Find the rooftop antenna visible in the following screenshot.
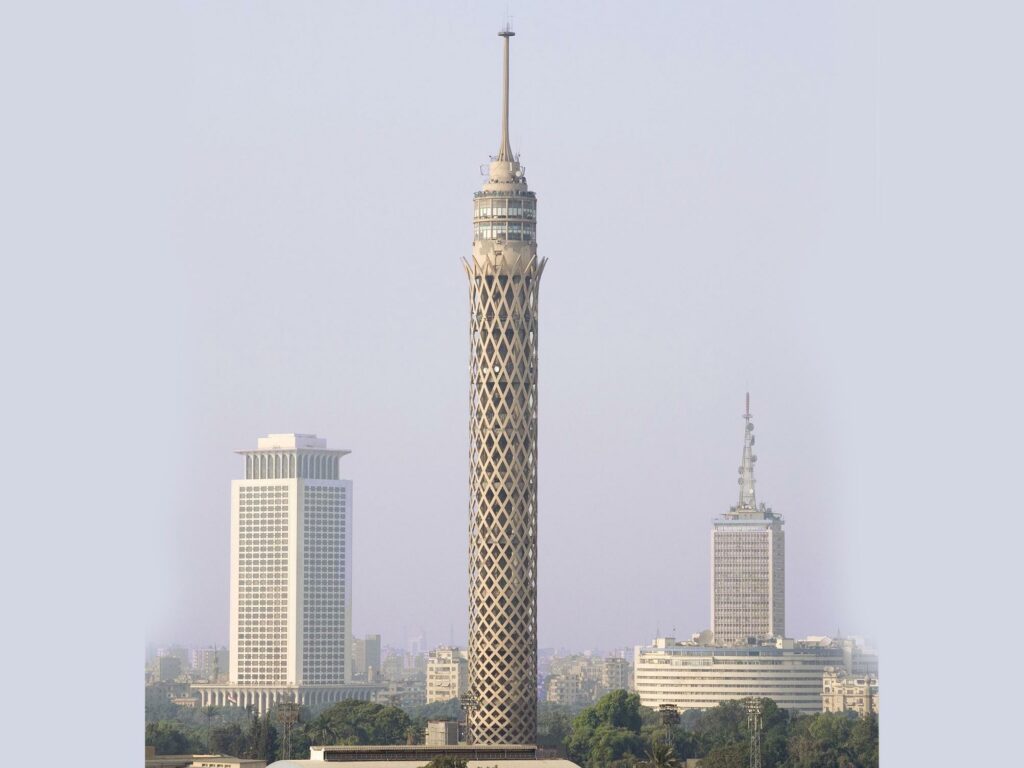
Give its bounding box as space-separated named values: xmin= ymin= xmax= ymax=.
xmin=496 ymin=19 xmax=515 ymax=162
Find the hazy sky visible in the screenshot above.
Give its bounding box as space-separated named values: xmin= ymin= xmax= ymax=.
xmin=138 ymin=0 xmax=887 ymax=652
xmin=4 ymin=1 xmax=1023 ymax=765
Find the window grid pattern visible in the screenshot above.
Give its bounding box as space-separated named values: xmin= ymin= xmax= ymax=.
xmin=236 ymin=484 xmax=289 ymax=685
xmin=302 ymin=484 xmax=346 ymax=685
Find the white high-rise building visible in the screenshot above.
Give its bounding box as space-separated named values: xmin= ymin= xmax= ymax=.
xmin=194 ymin=433 xmax=379 ymax=712
xmin=711 ymin=396 xmax=785 ymax=644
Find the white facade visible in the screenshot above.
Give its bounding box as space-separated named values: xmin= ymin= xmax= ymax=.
xmin=426 ymin=647 xmax=469 ymax=703
xmin=711 ymin=397 xmax=785 ymax=644
xmin=633 ymin=637 xmax=847 ymax=714
xmin=195 ymin=434 xmax=379 ymax=712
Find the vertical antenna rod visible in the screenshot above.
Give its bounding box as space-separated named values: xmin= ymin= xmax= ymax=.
xmin=497 ymin=24 xmax=515 ymax=161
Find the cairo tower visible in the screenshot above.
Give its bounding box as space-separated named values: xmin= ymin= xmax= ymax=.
xmin=464 ymin=27 xmax=544 ymax=745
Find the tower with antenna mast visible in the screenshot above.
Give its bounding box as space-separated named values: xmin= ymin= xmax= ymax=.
xmin=464 ymin=23 xmax=544 ymax=746
xmin=710 ymin=394 xmax=786 ymax=644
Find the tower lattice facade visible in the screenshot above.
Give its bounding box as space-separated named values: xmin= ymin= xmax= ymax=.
xmin=465 ymin=27 xmax=545 ymax=745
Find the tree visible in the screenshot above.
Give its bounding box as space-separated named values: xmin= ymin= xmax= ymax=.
xmin=640 ymin=741 xmax=680 ymax=768
xmin=302 ymin=700 xmax=413 ymax=747
xmin=209 ymin=723 xmax=247 ymax=757
xmin=537 ymin=704 xmax=574 ymax=751
xmin=146 ymin=721 xmax=199 ymax=755
xmin=247 ymin=713 xmax=280 ymax=762
xmin=566 ymin=692 xmax=648 ymax=768
xmin=698 ymin=742 xmax=746 ymax=768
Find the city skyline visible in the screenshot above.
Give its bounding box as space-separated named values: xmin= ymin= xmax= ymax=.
xmin=146 ymin=4 xmax=877 ymax=655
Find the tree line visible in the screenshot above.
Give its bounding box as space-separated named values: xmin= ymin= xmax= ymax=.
xmin=145 ymin=689 xmax=877 ymax=767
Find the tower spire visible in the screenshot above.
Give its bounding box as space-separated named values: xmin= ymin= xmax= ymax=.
xmin=738 ymin=392 xmax=757 ymax=509
xmin=496 ymin=24 xmax=515 ymax=162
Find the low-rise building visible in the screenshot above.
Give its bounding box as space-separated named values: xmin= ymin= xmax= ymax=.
xmin=424 ymin=720 xmax=460 ymax=746
xmin=822 ymin=667 xmax=879 ymax=716
xmin=633 ymin=636 xmax=860 ymax=714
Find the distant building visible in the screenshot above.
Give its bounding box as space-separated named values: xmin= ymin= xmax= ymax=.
xmin=153 ymin=655 xmax=183 ymax=683
xmin=823 ymin=667 xmax=879 ymax=716
xmin=711 ymin=395 xmax=785 ymax=644
xmin=374 ymin=679 xmax=427 ymax=708
xmin=157 ymin=645 xmax=192 ymax=669
xmin=190 ymin=647 xmax=228 ymax=682
xmin=353 ymin=634 xmax=382 ymax=681
xmin=602 ymin=657 xmax=631 ymax=692
xmin=542 ymin=654 xmax=633 ymax=708
xmin=193 ymin=434 xmax=380 ymax=712
xmin=633 ymin=636 xmax=859 ymax=714
xmin=426 ymin=647 xmax=469 ymax=703
xmin=545 ymin=673 xmax=592 ymax=708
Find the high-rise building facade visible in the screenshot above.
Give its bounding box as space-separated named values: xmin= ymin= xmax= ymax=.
xmin=194 ymin=433 xmax=379 ymax=712
xmin=466 ymin=27 xmax=544 ymax=745
xmin=711 ymin=396 xmax=785 ymax=644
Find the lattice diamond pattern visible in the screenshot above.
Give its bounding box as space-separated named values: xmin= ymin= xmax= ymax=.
xmin=465 ymin=249 xmax=545 ymax=745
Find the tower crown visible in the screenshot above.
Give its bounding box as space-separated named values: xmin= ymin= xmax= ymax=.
xmin=473 ymin=27 xmax=536 ymax=245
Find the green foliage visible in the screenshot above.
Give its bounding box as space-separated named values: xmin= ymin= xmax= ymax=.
xmin=567 ymin=691 xmax=646 ymax=768
xmin=302 ymin=699 xmax=413 ymax=747
xmin=403 ymin=698 xmax=463 ymax=722
xmin=699 ymin=742 xmax=747 ymax=768
xmin=145 ymin=721 xmax=201 ymax=755
xmin=640 ymin=741 xmax=681 ymax=768
xmin=785 ymin=711 xmax=877 ymax=768
xmin=537 ymin=703 xmax=574 ymax=751
xmin=208 ymin=723 xmax=247 ymax=757
xmin=248 ymin=713 xmax=279 ymax=762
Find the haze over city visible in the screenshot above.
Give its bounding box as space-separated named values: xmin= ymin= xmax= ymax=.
xmin=145 ymin=2 xmax=883 ymax=653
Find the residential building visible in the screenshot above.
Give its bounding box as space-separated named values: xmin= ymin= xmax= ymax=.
xmin=711 ymin=395 xmax=785 ymax=644
xmin=823 ymin=667 xmax=879 ymax=716
xmin=426 ymin=647 xmax=469 ymax=703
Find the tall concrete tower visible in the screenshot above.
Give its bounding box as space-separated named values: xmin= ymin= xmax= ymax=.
xmin=711 ymin=396 xmax=786 ymax=644
xmin=464 ymin=26 xmax=544 ymax=745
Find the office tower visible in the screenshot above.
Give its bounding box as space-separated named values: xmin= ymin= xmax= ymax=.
xmin=711 ymin=396 xmax=785 ymax=644
xmin=466 ymin=26 xmax=544 ymax=745
xmin=195 ymin=433 xmax=378 ymax=712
